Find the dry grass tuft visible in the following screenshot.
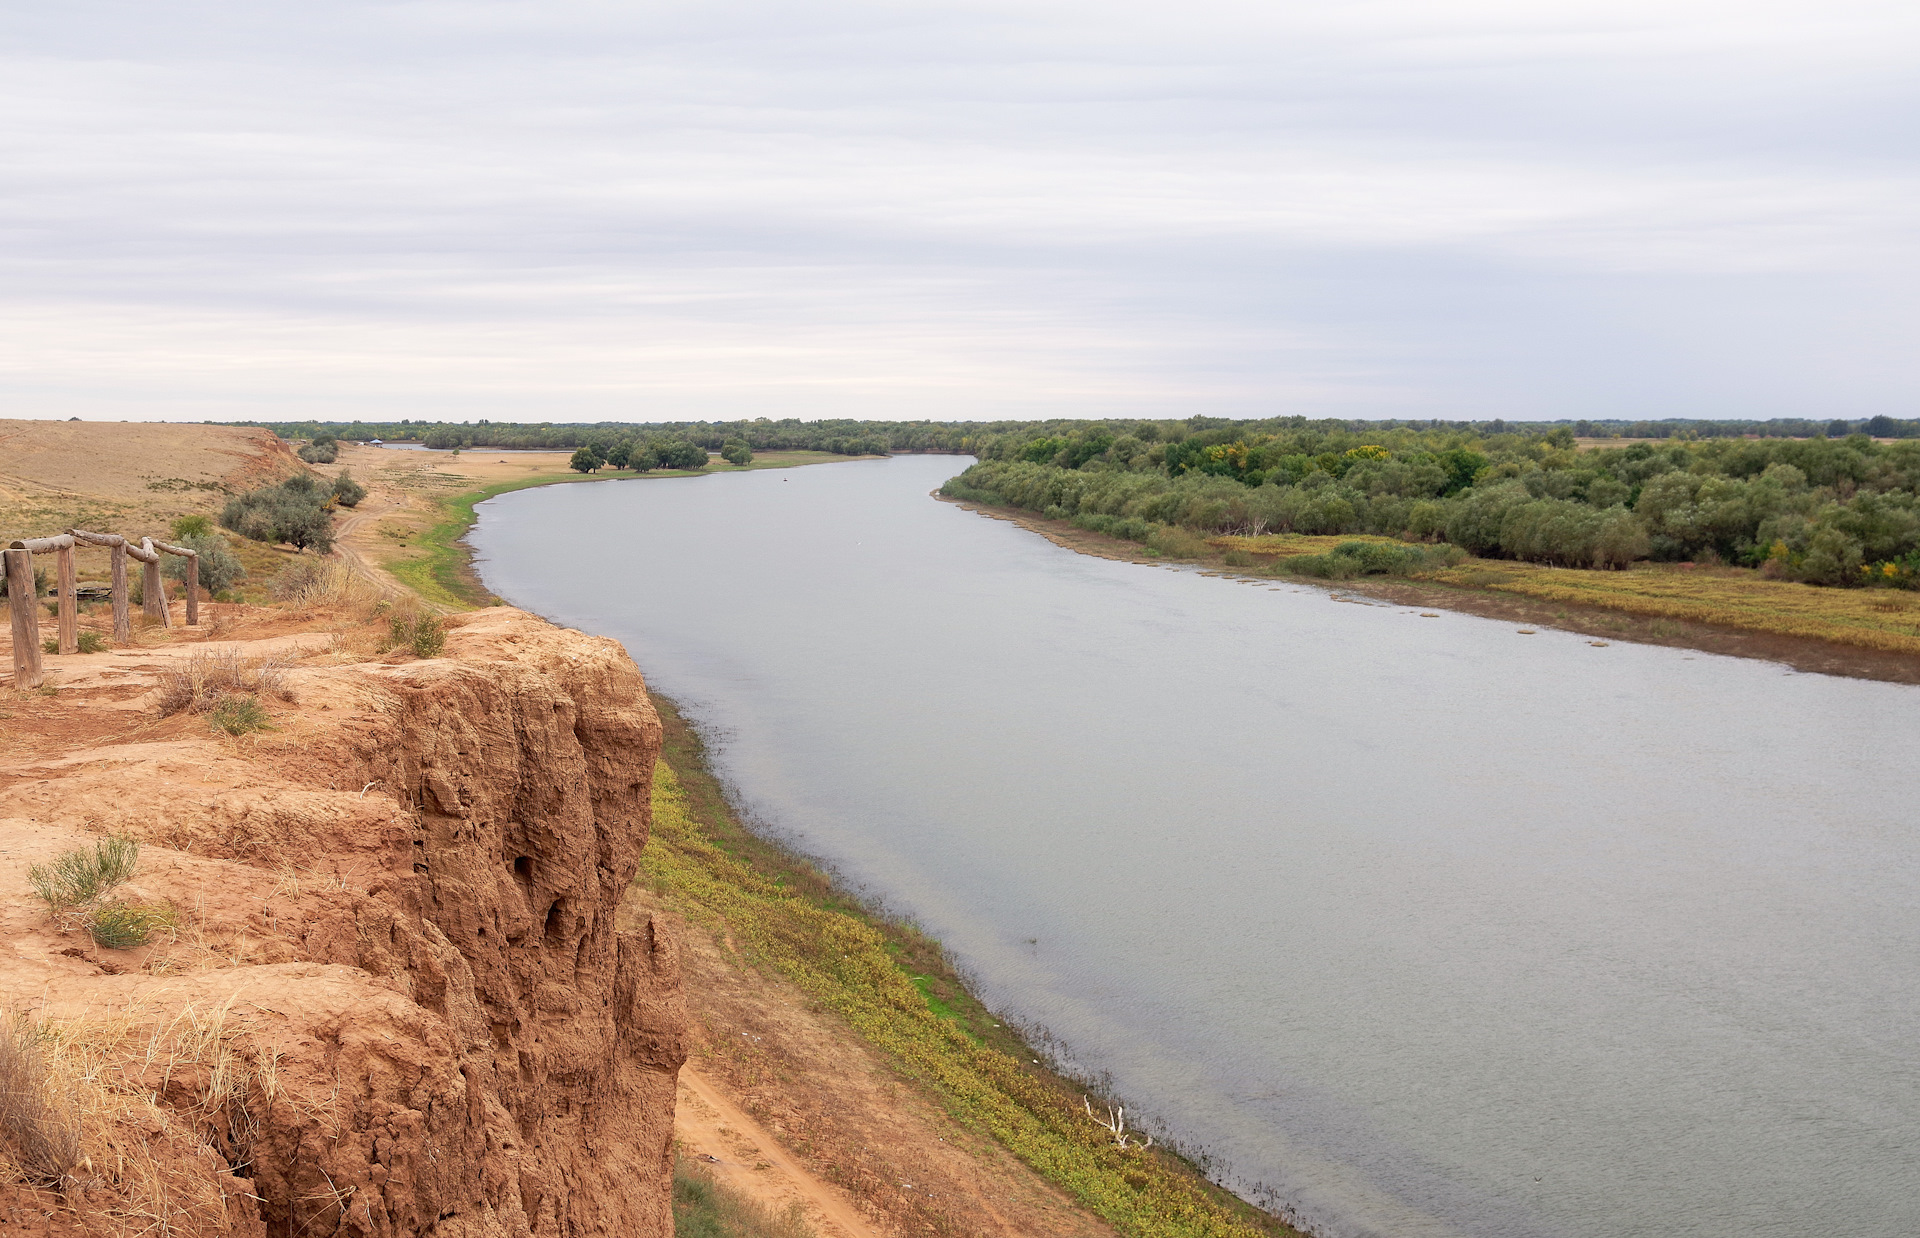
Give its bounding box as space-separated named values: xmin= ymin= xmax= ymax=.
xmin=0 ymin=1021 xmax=81 ymax=1185
xmin=153 ymin=649 xmax=292 ymax=717
xmin=12 ymin=995 xmax=291 ymax=1235
xmin=270 ymin=559 xmax=377 ymax=609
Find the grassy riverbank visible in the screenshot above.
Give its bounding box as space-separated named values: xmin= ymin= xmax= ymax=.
xmin=639 ymin=694 xmax=1300 ymax=1238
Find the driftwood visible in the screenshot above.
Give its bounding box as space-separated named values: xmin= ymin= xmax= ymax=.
xmin=5 ymin=547 xmax=42 ymax=690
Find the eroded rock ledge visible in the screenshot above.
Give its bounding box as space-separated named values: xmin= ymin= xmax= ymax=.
xmin=0 ymin=608 xmax=686 ymax=1236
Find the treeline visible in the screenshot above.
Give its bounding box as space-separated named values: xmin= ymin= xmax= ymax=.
xmin=943 ymin=424 xmax=1920 ymax=587
xmin=235 ymin=413 xmax=1920 ymax=460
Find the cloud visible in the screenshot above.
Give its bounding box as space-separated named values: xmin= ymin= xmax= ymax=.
xmin=1 ymin=0 xmax=1916 ymax=421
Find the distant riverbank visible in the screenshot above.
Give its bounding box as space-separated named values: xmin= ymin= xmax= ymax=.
xmin=937 ymin=492 xmax=1920 ymax=684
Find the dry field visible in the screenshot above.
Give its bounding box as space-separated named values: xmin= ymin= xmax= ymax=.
xmin=0 ymin=420 xmax=302 ymax=548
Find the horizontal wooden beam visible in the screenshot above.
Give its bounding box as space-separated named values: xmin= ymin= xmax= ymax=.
xmin=9 ymin=535 xmax=74 ymax=552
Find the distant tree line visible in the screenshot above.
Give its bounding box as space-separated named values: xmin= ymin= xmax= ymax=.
xmin=238 ymin=413 xmax=1920 ymax=461
xmin=944 ymin=423 xmax=1920 ymax=587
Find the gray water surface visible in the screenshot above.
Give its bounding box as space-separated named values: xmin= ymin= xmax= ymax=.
xmin=471 ymin=455 xmax=1920 ymax=1238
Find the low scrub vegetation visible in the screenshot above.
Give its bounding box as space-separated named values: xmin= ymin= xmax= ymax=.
xmin=672 ymin=1157 xmax=812 ymax=1238
xmin=153 ymin=648 xmax=291 ymax=717
xmin=945 ymin=427 xmax=1920 ymax=587
xmin=27 ymin=836 xmax=177 ymax=950
xmin=219 ymin=471 xmax=363 ymax=552
xmin=385 ymin=609 xmax=446 ymax=658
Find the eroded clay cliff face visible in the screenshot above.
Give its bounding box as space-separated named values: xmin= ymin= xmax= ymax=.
xmin=0 ymin=608 xmax=686 ymax=1236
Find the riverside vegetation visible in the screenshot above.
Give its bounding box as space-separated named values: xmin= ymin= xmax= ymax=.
xmin=940 ymin=422 xmax=1920 ymax=658
xmin=639 ymin=696 xmax=1298 ymax=1238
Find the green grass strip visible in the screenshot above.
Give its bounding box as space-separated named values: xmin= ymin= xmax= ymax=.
xmin=637 ymin=701 xmax=1298 ymax=1238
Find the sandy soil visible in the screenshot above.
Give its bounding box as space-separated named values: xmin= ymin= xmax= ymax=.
xmin=627 ymin=892 xmax=1119 ymax=1238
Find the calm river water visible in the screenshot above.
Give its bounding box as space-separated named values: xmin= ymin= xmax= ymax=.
xmin=471 ymin=455 xmax=1919 ymax=1238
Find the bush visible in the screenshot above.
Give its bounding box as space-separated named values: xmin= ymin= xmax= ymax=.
xmin=220 ymin=474 xmax=336 ymax=552
xmin=164 ymin=532 xmax=246 ymax=595
xmin=29 ymin=836 xmax=139 ymax=913
xmin=206 ymin=695 xmax=273 ymax=736
xmin=297 ymin=440 xmax=338 ymax=464
xmin=86 ymin=901 xmax=179 ymax=949
xmin=1286 ymin=541 xmax=1463 ymax=579
xmin=331 ymin=470 xmax=367 ymax=508
xmin=387 ymin=612 xmax=446 ymax=658
xmin=170 ymin=515 xmax=213 ymax=539
xmin=43 ymin=632 xmax=109 ymax=655
xmin=0 ymin=566 xmax=46 ymax=599
xmin=1146 ymin=525 xmax=1209 ymax=559
xmin=720 ymin=440 xmax=753 ymax=466
xmin=270 ymin=559 xmax=374 ymax=607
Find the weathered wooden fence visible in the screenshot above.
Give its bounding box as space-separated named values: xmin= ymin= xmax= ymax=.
xmin=5 ymin=529 xmax=200 ymax=690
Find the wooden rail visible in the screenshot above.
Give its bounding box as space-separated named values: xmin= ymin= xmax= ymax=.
xmin=6 ymin=529 xmax=202 ymax=690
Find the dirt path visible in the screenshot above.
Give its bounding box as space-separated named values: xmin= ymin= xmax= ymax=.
xmin=677 ymin=1067 xmax=883 ymax=1238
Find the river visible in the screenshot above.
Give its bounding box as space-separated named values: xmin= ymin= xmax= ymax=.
xmin=470 ymin=454 xmax=1920 ymax=1238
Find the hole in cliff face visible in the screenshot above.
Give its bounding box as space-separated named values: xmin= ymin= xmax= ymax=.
xmin=513 ymin=855 xmax=534 ymax=883
xmin=543 ymin=899 xmax=566 ymax=943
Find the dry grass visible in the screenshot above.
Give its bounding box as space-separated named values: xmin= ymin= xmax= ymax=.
xmin=8 ymin=995 xmax=290 ymax=1235
xmin=1424 ymin=561 xmax=1920 ymax=654
xmin=0 ymin=1021 xmax=81 ymax=1184
xmin=268 ymin=559 xmax=378 ymax=610
xmin=1208 ymin=532 xmax=1407 ymax=560
xmin=152 ymin=649 xmax=292 ymax=718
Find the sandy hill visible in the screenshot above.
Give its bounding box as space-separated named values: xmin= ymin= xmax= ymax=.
xmin=0 ymin=420 xmax=302 ymax=547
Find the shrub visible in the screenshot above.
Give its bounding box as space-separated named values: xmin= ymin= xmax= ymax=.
xmin=0 ymin=566 xmax=46 ymax=599
xmin=297 ymin=440 xmax=338 ymax=464
xmin=219 ymin=474 xmax=335 ymax=552
xmin=719 ymin=440 xmax=753 ymax=466
xmin=1146 ymin=525 xmax=1208 ymax=559
xmin=169 ymin=515 xmax=213 ymax=539
xmin=1287 ymin=541 xmax=1463 ymax=579
xmin=153 ymin=649 xmax=291 ymax=716
xmin=331 ymin=470 xmax=367 ymax=508
xmin=86 ymin=901 xmax=179 ymax=949
xmin=0 ymin=1023 xmax=79 ymax=1184
xmin=29 ymin=836 xmax=140 ymax=913
xmin=42 ymin=632 xmax=109 ymax=655
xmin=164 ymin=532 xmax=246 ymax=595
xmin=387 ymin=612 xmax=446 ymax=658
xmin=206 ymin=694 xmax=274 ymax=736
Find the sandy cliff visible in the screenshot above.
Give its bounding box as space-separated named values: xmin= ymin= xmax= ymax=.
xmin=0 ymin=608 xmax=685 ymax=1235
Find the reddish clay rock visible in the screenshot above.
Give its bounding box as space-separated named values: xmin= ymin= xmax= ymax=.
xmin=0 ymin=608 xmax=685 ymax=1237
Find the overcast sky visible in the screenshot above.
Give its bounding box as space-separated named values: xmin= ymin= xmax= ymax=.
xmin=2 ymin=1 xmax=1916 ymax=424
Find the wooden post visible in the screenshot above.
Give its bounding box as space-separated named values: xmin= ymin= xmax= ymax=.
xmin=56 ymin=542 xmax=77 ymax=654
xmin=154 ymin=540 xmax=200 ymax=627
xmin=137 ymin=538 xmax=169 ymax=628
xmin=111 ymin=542 xmax=130 ymax=643
xmin=70 ymin=530 xmax=131 ymax=644
xmin=5 ymin=548 xmax=42 ymax=690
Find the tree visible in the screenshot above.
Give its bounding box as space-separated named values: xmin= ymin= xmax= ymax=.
xmin=720 ymin=440 xmax=753 ymax=466
xmin=603 ymin=441 xmax=632 ymax=469
xmin=569 ymin=447 xmax=602 ymax=473
xmin=658 ymin=441 xmax=707 ymax=470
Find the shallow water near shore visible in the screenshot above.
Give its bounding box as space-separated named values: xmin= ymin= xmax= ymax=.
xmin=472 ymin=455 xmax=1920 ymax=1238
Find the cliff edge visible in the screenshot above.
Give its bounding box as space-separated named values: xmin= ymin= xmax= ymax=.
xmin=0 ymin=607 xmax=686 ymax=1235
